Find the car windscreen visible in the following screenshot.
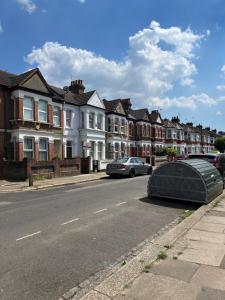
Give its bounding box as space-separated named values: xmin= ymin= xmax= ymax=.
xmin=112 ymin=158 xmax=129 ymax=163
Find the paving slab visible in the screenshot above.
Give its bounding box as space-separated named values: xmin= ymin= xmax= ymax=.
xmin=179 ymin=247 xmax=225 ymax=266
xmin=201 ymin=215 xmax=225 ymax=225
xmin=95 ymin=257 xmax=143 ymax=298
xmin=79 ymin=290 xmax=110 ymax=300
xmin=207 ymin=210 xmax=225 ymax=217
xmin=149 ymin=258 xmax=199 ymax=282
xmin=191 ymin=265 xmax=225 ymax=291
xmin=196 ymin=287 xmax=225 ymax=300
xmin=193 ymin=221 xmax=225 ymax=233
xmin=187 ymin=240 xmax=225 ymax=251
xmin=185 ymin=229 xmax=225 ymax=244
xmin=218 ymin=254 xmax=225 ymax=269
xmin=114 ymin=273 xmax=201 ymax=300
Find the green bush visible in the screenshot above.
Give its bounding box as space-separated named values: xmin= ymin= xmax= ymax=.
xmin=155 ymin=147 xmax=177 ymax=157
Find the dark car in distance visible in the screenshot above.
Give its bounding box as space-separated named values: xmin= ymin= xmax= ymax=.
xmin=106 ymin=157 xmax=152 ymax=178
xmin=188 ymin=153 xmax=225 ymax=177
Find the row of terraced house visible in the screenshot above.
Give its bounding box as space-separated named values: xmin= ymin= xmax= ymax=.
xmin=0 ymin=68 xmax=219 ymax=171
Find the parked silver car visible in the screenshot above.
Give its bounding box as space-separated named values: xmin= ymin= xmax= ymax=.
xmin=106 ymin=157 xmax=152 ymax=178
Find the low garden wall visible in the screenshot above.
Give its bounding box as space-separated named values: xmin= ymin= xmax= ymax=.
xmin=0 ymin=157 xmax=81 ymax=181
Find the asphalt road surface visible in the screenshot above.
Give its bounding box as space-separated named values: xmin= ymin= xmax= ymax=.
xmin=0 ymin=175 xmax=199 ymax=300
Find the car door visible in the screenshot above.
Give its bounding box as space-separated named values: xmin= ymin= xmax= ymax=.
xmin=135 ymin=158 xmax=145 ymax=174
xmin=130 ymin=158 xmax=139 ymax=174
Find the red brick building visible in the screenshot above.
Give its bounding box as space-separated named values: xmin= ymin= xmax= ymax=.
xmin=0 ymin=68 xmax=63 ymax=161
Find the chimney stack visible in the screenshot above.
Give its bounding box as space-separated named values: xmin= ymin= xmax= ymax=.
xmin=69 ymin=79 xmax=85 ymax=95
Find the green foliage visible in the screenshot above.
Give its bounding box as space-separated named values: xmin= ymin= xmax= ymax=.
xmin=143 ymin=265 xmax=152 ymax=273
xmin=157 ymin=251 xmax=168 ymax=260
xmin=215 ymin=137 xmax=225 ymax=153
xmin=155 ymin=147 xmax=177 ymax=157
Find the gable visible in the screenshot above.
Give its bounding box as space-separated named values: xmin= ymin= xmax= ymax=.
xmin=115 ymin=102 xmax=125 ymax=115
xmin=156 ymin=116 xmax=162 ymax=123
xmin=87 ymin=91 xmax=105 ymax=109
xmin=143 ymin=112 xmax=149 ymax=121
xmin=21 ymin=73 xmax=49 ymax=94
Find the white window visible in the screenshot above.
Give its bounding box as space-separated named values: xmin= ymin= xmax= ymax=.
xmin=89 ymin=112 xmax=95 ymax=129
xmin=167 ymin=130 xmax=172 ymax=139
xmin=39 ymin=138 xmax=48 ymax=161
xmin=39 ymin=100 xmax=48 ymax=123
xmin=24 ymin=137 xmax=34 ymax=159
xmin=98 ymin=142 xmax=103 ymax=160
xmin=90 ymin=141 xmax=95 ymax=158
xmin=97 ymin=114 xmax=103 ymax=130
xmin=23 ymin=97 xmax=34 ymax=120
xmin=53 ymin=106 xmax=60 ymax=127
xmin=66 ymin=110 xmax=72 ymax=127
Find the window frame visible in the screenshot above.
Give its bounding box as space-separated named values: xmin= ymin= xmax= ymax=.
xmin=98 ymin=141 xmax=103 ymax=160
xmin=24 ymin=137 xmax=34 ymax=159
xmin=53 ymin=106 xmax=60 ymax=127
xmin=89 ymin=112 xmax=95 ymax=129
xmin=66 ymin=109 xmax=72 ymax=128
xmin=39 ymin=100 xmax=48 ymax=123
xmin=39 ymin=138 xmax=48 ymax=161
xmin=23 ymin=96 xmax=34 ymax=121
xmin=97 ymin=114 xmax=103 ymax=130
xmin=66 ymin=140 xmax=73 ymax=158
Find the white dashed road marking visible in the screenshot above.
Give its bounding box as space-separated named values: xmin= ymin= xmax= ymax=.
xmin=61 ymin=218 xmax=80 ymax=226
xmin=16 ymin=231 xmax=41 ymax=241
xmin=94 ymin=208 xmax=107 ymax=214
xmin=116 ymin=202 xmax=127 ymax=206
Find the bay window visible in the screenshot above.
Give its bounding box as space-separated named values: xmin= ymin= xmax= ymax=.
xmin=23 ymin=97 xmax=34 ymax=120
xmin=39 ymin=138 xmax=48 ymax=161
xmin=97 ymin=114 xmax=103 ymax=130
xmin=66 ymin=110 xmax=72 ymax=127
xmin=53 ymin=106 xmax=60 ymax=127
xmin=39 ymin=100 xmax=48 ymax=123
xmin=89 ymin=112 xmax=95 ymax=129
xmin=24 ymin=137 xmax=34 ymax=159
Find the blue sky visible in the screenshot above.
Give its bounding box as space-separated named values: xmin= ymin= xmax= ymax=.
xmin=1 ymin=0 xmax=225 ymax=130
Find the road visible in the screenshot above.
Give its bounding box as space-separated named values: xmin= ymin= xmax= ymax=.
xmin=0 ymin=175 xmax=198 ymax=300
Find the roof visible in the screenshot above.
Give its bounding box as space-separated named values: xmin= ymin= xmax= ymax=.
xmin=64 ymin=90 xmax=96 ymax=106
xmin=149 ymin=110 xmax=162 ymax=124
xmin=0 ymin=68 xmax=38 ymax=88
xmin=130 ymin=109 xmax=150 ymax=121
xmin=103 ymin=99 xmax=121 ymax=111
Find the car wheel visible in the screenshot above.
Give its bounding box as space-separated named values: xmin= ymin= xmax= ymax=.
xmin=129 ymin=169 xmax=135 ymax=178
xmin=147 ymin=167 xmax=152 ymax=175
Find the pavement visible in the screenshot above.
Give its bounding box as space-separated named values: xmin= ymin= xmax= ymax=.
xmin=76 ymin=193 xmax=225 ymax=300
xmin=0 ymin=172 xmax=107 ymax=193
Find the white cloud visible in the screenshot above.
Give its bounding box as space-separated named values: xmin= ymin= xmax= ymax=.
xmin=16 ymin=0 xmax=37 ymax=14
xmin=0 ymin=21 xmax=3 ymax=33
xmin=221 ymin=65 xmax=225 ymax=74
xmin=149 ymin=94 xmax=218 ymax=110
xmin=77 ymin=0 xmax=86 ymax=3
xmin=216 ymin=111 xmax=222 ymax=116
xmin=216 ymin=85 xmax=225 ymax=91
xmin=26 ymin=21 xmax=207 ymax=108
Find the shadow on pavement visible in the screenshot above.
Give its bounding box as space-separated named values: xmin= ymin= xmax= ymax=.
xmin=139 ymin=196 xmax=202 ymax=210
